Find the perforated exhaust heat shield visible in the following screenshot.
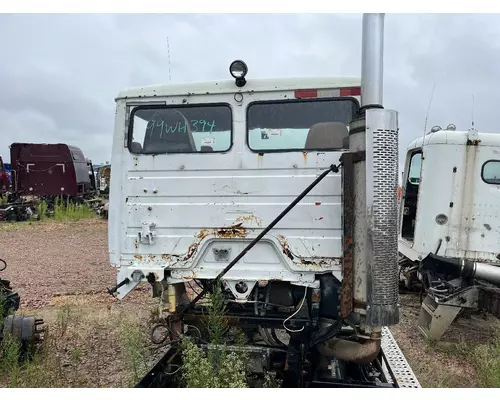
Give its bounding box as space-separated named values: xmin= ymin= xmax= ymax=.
xmin=365 ymin=108 xmax=400 ymax=326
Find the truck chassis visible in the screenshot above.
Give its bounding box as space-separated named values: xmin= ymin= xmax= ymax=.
xmin=136 ymin=325 xmax=420 ymax=388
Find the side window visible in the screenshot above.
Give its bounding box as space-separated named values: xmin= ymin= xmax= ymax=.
xmin=408 ymin=152 xmax=422 ymax=185
xmin=482 ymin=160 xmax=500 ymax=185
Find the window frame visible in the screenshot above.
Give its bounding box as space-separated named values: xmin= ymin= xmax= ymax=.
xmin=127 ymin=102 xmax=234 ymax=155
xmin=245 ymin=97 xmax=360 ymax=154
xmin=407 ymin=150 xmax=423 ymax=186
xmin=481 ymin=159 xmax=500 ymax=185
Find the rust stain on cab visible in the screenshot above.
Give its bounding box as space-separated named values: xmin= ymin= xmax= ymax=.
xmin=277 ymin=234 xmax=340 ymax=269
xmin=141 ymin=216 xmax=259 ymax=266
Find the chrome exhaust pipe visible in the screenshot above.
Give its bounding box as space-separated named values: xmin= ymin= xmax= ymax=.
xmin=361 ymin=13 xmax=385 ymax=108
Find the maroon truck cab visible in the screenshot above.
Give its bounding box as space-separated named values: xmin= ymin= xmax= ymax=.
xmin=0 ymin=156 xmax=9 ymax=193
xmin=10 ymin=143 xmax=95 ymax=197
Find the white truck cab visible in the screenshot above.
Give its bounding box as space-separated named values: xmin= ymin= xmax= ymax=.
xmin=109 ymin=76 xmax=361 ymax=300
xmin=400 ymin=126 xmax=500 ymax=264
xmin=399 ymin=126 xmax=500 ymax=341
xmin=108 ymin=14 xmax=419 ymax=388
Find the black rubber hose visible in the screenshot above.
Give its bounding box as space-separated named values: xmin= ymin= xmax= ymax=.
xmin=435 ymin=239 xmax=443 ymax=255
xmin=309 ymin=317 xmax=344 ymax=348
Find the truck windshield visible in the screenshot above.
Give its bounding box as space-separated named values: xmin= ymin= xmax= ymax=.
xmin=129 ymin=104 xmax=232 ymax=154
xmin=247 ymin=98 xmax=358 ymax=152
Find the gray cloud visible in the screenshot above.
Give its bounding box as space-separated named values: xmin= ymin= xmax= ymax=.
xmin=1 ymin=13 xmax=499 ymax=171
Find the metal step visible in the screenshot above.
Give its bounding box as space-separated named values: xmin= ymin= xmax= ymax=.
xmin=417 ymin=325 xmax=431 ymax=339
xmin=417 ymin=293 xmax=461 ymax=341
xmin=381 ymin=327 xmax=421 ymax=388
xmin=421 ymin=301 xmax=436 ymax=316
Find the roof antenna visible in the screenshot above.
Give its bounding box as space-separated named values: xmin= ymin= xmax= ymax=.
xmin=471 ymin=93 xmax=475 ymax=128
xmin=167 ymin=37 xmax=172 ymax=84
xmin=423 ymin=83 xmax=436 ymax=137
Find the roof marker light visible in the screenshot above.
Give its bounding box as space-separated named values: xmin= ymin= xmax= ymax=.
xmin=294 ymin=87 xmax=361 ymax=99
xmin=340 ymin=87 xmax=362 ymax=97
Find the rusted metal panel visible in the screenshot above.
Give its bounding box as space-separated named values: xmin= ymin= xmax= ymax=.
xmin=338 ymin=150 xmax=365 ymax=318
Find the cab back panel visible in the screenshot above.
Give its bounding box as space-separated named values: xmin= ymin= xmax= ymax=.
xmin=123 ymin=153 xmax=342 ymax=272
xmin=113 ymin=88 xmax=358 ymax=280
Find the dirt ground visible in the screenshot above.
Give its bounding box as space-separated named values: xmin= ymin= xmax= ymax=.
xmin=391 ymin=294 xmax=498 ymax=387
xmin=1 ymin=220 xmax=498 ymax=387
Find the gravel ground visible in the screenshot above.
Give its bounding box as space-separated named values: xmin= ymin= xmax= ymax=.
xmin=1 ymin=220 xmax=158 ymax=388
xmin=1 ymin=220 xmax=498 ymax=387
xmin=1 ymin=220 xmax=114 ymax=309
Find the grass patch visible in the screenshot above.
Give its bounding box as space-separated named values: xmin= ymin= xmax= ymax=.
xmin=52 ymin=197 xmax=96 ymax=221
xmin=0 ymin=195 xmax=8 ymax=206
xmin=472 ymin=333 xmax=500 ymax=387
xmin=118 ymin=318 xmax=151 ymax=385
xmin=0 ymin=285 xmax=281 ymax=388
xmin=0 ymin=221 xmax=37 ymax=232
xmin=34 ymin=197 xmax=96 ymax=222
xmin=0 ymin=197 xmax=96 ymax=227
xmin=0 ymin=296 xmax=6 ymax=327
xmin=424 ymin=325 xmax=500 ymax=388
xmin=36 ymin=200 xmax=49 ymax=221
xmin=0 ymin=301 xmax=155 ymax=388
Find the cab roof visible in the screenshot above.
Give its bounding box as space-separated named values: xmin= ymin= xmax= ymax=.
xmin=407 ymin=128 xmax=500 ymax=150
xmin=115 ymin=76 xmax=361 ymax=101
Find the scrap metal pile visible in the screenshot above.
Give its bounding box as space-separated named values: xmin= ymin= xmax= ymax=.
xmin=0 ymin=258 xmax=45 ymax=355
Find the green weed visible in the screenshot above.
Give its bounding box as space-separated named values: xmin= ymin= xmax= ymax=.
xmin=52 ymin=196 xmax=96 ymax=221
xmin=180 ymin=282 xmax=249 ymax=388
xmin=118 ymin=318 xmax=151 ymax=385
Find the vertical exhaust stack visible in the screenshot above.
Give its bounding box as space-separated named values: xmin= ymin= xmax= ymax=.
xmin=361 ymin=13 xmax=385 ymax=108
xmin=348 ymin=13 xmax=400 ymax=332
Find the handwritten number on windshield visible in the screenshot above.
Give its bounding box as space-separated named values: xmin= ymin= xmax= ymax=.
xmin=146 ymin=119 xmax=216 ymax=136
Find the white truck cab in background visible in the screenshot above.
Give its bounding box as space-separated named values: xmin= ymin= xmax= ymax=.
xmin=399 ymin=125 xmax=500 ymax=341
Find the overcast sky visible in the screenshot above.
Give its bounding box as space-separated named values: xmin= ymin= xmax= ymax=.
xmin=1 ymin=13 xmax=499 ymax=171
